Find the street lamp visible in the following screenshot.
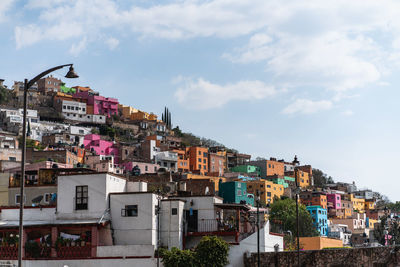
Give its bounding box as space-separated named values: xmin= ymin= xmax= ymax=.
xmin=18 ymin=64 xmax=79 ymax=267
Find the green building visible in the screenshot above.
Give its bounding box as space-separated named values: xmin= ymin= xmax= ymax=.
xmin=230 ymin=165 xmax=261 ymax=176
xmin=218 ymin=181 xmax=254 ymax=206
xmin=60 ymin=83 xmax=76 ymax=94
xmin=268 ymin=176 xmax=295 ymax=189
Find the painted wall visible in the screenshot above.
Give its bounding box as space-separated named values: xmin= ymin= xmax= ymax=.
xmin=110 ymin=193 xmax=157 ymax=246
xmin=160 ymin=200 xmax=185 ymax=249
xmin=57 ymin=173 xmax=126 ymax=220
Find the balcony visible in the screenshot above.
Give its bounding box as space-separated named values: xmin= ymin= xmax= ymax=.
xmin=57 ymin=245 xmax=92 ymax=258
xmin=186 ymin=218 xmax=239 ymax=234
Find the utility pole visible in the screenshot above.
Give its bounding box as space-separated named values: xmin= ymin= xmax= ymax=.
xmin=295 ymin=169 xmax=300 ymax=267
xmin=256 ymin=190 xmax=260 ymax=267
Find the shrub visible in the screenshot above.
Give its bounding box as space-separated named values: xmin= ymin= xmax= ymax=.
xmin=195 ymin=236 xmax=230 ymax=267
xmin=160 ymin=247 xmax=196 ymax=267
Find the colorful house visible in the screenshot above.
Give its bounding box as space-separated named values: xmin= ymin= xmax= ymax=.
xmin=327 ymin=193 xmax=342 ymax=210
xmin=230 ymin=165 xmax=261 ymax=176
xmin=300 ymin=191 xmax=328 ymax=210
xmin=365 ymin=200 xmax=375 ymax=210
xmin=299 ymin=236 xmax=342 ymax=250
xmin=249 ymin=158 xmax=285 ymax=178
xmin=306 ymin=206 xmax=328 ymax=236
xmin=218 ymin=181 xmax=254 ymax=206
xmin=83 ymin=134 xmax=120 ymax=163
xmin=74 ymin=91 xmax=118 ymax=118
xmin=187 ymin=147 xmax=209 ymax=175
xmin=245 ymin=180 xmax=284 ymax=204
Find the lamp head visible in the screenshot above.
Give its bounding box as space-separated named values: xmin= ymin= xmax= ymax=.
xmin=65 ymin=65 xmax=79 ymax=79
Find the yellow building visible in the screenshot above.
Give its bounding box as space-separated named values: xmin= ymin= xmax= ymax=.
xmin=246 ymin=180 xmax=284 ymax=204
xmin=297 ymin=170 xmax=310 ymax=188
xmin=118 ymin=104 xmax=139 ymax=119
xmin=299 ymin=237 xmax=343 ymax=250
xmin=186 ymin=173 xmax=226 ymax=192
xmin=348 ymin=194 xmax=365 ymax=213
xmin=365 ymin=200 xmax=375 ymax=210
xmin=130 ymin=110 xmax=158 ymax=121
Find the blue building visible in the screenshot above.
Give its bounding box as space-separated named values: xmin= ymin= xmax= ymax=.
xmin=306 ymin=206 xmax=328 ymax=236
xmin=218 ymin=181 xmax=254 ymax=206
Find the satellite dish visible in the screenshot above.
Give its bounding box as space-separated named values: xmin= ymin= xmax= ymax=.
xmin=32 ymin=195 xmax=43 ymax=204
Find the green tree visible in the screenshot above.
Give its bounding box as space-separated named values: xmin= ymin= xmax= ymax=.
xmin=269 ymin=198 xmax=319 ymax=238
xmin=0 ymin=85 xmax=11 ymax=104
xmin=195 ymin=236 xmax=229 ymax=267
xmin=160 ymin=247 xmax=196 ymax=267
xmin=312 ymin=168 xmax=334 ymax=187
xmin=160 ymin=236 xmax=230 ymax=267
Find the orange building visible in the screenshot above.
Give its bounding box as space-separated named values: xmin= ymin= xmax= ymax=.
xmin=246 ymin=180 xmax=284 ymax=204
xmin=187 ymin=147 xmax=209 ymax=175
xmin=300 ymin=191 xmax=327 ymax=209
xmin=299 ymin=237 xmax=343 ymax=250
xmin=173 ymin=149 xmax=189 ymax=173
xmin=285 ymin=169 xmax=310 ymax=188
xmin=365 ymin=200 xmax=375 ymax=210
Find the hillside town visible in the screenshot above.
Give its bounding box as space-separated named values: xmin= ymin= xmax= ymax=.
xmin=0 ymin=76 xmax=397 ymax=266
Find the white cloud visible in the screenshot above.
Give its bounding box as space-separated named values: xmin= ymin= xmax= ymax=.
xmin=0 ymin=0 xmax=14 ymax=23
xmin=105 ymin=37 xmax=119 ymax=50
xmin=282 ymin=99 xmax=332 ymax=115
xmin=69 ymin=38 xmax=87 ymax=56
xmin=13 ymin=0 xmax=400 ymax=109
xmin=341 ymin=110 xmax=354 ymax=116
xmin=174 ymin=77 xmax=276 ymax=110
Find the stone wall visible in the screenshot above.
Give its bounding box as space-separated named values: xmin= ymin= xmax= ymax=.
xmin=244 ymin=246 xmax=400 ymax=267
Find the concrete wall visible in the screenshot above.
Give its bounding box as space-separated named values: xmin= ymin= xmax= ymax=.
xmin=1 ymin=207 xmax=56 ymax=221
xmin=57 ymin=173 xmax=126 ymax=220
xmin=228 ymin=221 xmax=283 ymax=267
xmin=110 ymin=193 xmax=157 ymax=246
xmin=0 ymin=173 xmax=9 ymax=206
xmin=5 ymin=258 xmax=161 ymax=267
xmin=160 ymin=200 xmax=185 ymax=249
xmin=244 ymin=246 xmax=400 ymax=267
xmin=96 ymin=244 xmax=155 ymax=257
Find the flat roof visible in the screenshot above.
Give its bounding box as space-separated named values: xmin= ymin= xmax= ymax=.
xmin=0 ymin=219 xmax=109 ymax=228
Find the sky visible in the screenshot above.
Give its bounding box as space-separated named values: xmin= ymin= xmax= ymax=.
xmin=1 ymin=0 xmax=400 ymax=201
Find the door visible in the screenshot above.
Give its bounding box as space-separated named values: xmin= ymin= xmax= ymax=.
xmin=185 ymin=209 xmax=198 ymax=232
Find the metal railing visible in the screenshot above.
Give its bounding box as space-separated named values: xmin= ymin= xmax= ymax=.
xmin=186 ymin=219 xmax=239 ymax=233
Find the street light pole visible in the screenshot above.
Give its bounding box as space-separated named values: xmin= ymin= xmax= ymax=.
xmin=18 ymin=64 xmax=78 ymax=267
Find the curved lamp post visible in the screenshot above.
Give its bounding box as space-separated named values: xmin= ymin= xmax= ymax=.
xmin=18 ymin=64 xmax=79 ymax=267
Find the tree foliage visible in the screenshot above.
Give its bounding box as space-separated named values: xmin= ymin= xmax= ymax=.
xmin=374 ymin=215 xmax=400 ymax=246
xmin=0 ymin=85 xmax=12 ymax=104
xmin=195 ymin=236 xmax=229 ymax=267
xmin=160 ymin=236 xmax=230 ymax=267
xmin=312 ymin=168 xmax=334 ymax=187
xmin=269 ymin=198 xmax=319 ymax=237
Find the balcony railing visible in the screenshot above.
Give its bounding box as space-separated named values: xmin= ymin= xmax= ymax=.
xmin=57 ymin=245 xmax=91 ymax=258
xmin=25 ymin=244 xmax=51 ymax=259
xmin=0 ymin=246 xmax=18 ymax=259
xmin=186 ymin=219 xmax=239 ymax=233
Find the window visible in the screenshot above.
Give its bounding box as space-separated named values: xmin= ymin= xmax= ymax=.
xmin=67 ymin=106 xmax=71 ymax=110
xmin=122 ymin=205 xmax=138 ymax=217
xmin=145 ymin=166 xmax=148 ymax=171
xmin=203 ymin=165 xmax=206 ymax=169
xmin=172 ymin=208 xmax=178 ymax=215
xmin=75 ymin=185 xmax=88 ymax=210
xmin=198 ymin=164 xmax=201 ymax=169
xmin=268 ymin=164 xmax=271 ymax=168
xmin=9 ymin=157 xmax=16 ymax=161
xmin=83 ymin=108 xmax=86 ymax=112
xmin=154 ymin=166 xmax=157 ymax=171
xmin=63 ymin=105 xmax=66 ymax=109
xmin=198 ymin=158 xmax=201 ymax=163
xmin=15 ymin=194 xmax=26 ymax=205
xmin=203 ymin=152 xmax=207 ymax=157
xmin=237 ymin=190 xmax=242 ymax=196
xmin=198 ymin=151 xmax=201 ymax=155
xmin=267 ymin=192 xmax=271 ymax=197
xmin=267 ymin=185 xmax=271 ymax=188
xmin=203 ymin=159 xmax=206 ymax=163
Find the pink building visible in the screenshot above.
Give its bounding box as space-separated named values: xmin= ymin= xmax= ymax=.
xmin=122 ymin=161 xmax=160 ymax=174
xmin=74 ymin=91 xmax=118 ymax=117
xmin=83 ymin=134 xmax=120 ymax=164
xmin=327 ymin=193 xmax=342 ymax=210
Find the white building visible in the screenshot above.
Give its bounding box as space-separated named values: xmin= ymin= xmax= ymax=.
xmin=328 ymin=222 xmax=352 ymax=246
xmin=154 ymin=151 xmax=178 ymax=172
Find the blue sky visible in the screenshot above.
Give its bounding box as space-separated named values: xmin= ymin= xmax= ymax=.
xmin=1 ymin=0 xmax=400 ymax=201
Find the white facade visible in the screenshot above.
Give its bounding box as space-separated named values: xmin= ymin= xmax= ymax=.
xmin=110 ymin=192 xmax=158 ymax=246
xmin=160 ymin=199 xmax=185 ymax=249
xmin=62 ymin=100 xmax=87 ymax=115
xmin=57 ymin=173 xmax=126 ymax=220
xmin=228 ymin=221 xmax=283 ymax=267
xmin=328 ymin=223 xmax=352 ymax=246
xmin=63 ymin=112 xmax=106 ymax=124
xmin=154 ymin=151 xmax=178 ymax=172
